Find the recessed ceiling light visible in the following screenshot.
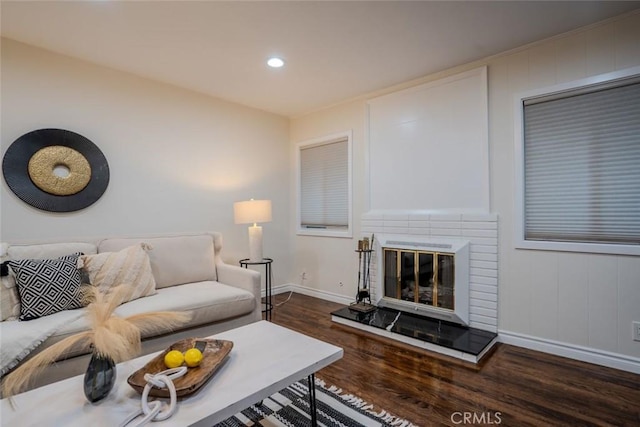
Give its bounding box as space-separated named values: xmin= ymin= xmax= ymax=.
xmin=267 ymin=57 xmax=285 ymax=68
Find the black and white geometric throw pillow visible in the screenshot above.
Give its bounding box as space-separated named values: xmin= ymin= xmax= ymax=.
xmin=8 ymin=253 xmax=84 ymax=321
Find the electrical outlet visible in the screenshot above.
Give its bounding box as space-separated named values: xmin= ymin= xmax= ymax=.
xmin=633 ymin=321 xmax=640 ymax=342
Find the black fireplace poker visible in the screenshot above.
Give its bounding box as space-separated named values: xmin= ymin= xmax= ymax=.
xmin=350 ymin=234 xmax=376 ymax=313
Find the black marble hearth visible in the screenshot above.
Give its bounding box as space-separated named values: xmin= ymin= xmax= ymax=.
xmin=331 ymin=305 xmax=497 ymax=362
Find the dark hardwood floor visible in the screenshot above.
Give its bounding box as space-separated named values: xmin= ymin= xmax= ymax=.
xmin=268 ymin=293 xmax=640 ymax=427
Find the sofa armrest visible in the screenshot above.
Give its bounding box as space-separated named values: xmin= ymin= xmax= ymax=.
xmin=216 ymin=263 xmax=261 ymax=311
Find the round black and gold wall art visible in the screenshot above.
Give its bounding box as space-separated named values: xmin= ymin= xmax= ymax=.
xmin=2 ymin=128 xmax=109 ymax=212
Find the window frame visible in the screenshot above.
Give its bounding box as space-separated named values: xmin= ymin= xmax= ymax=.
xmin=514 ymin=65 xmax=640 ymax=256
xmin=296 ymin=130 xmax=353 ymax=238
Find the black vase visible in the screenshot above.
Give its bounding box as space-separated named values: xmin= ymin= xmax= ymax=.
xmin=83 ymin=352 xmax=116 ymax=403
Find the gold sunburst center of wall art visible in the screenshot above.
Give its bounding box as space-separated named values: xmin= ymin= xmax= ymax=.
xmin=27 ymin=145 xmax=92 ymax=196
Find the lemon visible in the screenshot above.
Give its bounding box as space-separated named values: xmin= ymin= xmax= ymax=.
xmin=184 ymin=348 xmax=203 ymax=367
xmin=164 ymin=350 xmax=184 ymax=368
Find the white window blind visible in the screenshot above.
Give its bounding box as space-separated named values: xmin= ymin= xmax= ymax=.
xmin=300 ymin=138 xmax=348 ymax=229
xmin=523 ymin=78 xmax=640 ymax=245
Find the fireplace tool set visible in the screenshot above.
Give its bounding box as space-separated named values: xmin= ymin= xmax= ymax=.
xmin=350 ymin=234 xmax=377 ymax=313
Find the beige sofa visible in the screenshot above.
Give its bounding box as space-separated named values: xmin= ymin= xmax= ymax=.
xmin=0 ymin=232 xmax=261 ymax=391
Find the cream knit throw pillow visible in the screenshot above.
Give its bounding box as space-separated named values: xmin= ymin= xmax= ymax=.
xmin=80 ymin=243 xmax=157 ymax=304
xmin=0 ymin=276 xmax=20 ymax=321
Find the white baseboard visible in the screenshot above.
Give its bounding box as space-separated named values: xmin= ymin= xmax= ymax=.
xmin=499 ymin=330 xmax=640 ymax=374
xmin=269 ymin=283 xmax=353 ymax=305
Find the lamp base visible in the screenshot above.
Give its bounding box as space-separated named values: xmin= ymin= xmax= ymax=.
xmin=248 ymin=225 xmax=263 ymax=262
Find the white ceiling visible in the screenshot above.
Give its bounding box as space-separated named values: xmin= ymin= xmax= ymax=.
xmin=1 ymin=1 xmax=639 ymax=117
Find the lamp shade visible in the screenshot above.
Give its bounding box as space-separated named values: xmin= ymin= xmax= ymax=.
xmin=234 ymin=199 xmax=272 ymax=224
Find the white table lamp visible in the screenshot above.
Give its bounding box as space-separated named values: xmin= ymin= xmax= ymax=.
xmin=234 ymin=199 xmax=272 ymax=262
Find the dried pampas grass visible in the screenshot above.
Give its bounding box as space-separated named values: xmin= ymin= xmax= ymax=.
xmin=2 ymin=286 xmax=191 ymax=397
xmin=1 ymin=333 xmax=93 ymax=400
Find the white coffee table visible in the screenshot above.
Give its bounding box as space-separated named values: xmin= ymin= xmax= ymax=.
xmin=0 ymin=321 xmax=343 ymax=426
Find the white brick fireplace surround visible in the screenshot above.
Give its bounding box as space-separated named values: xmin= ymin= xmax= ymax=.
xmin=361 ymin=211 xmax=498 ymax=333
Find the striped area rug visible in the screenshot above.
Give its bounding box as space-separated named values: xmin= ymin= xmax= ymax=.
xmin=214 ymin=379 xmax=417 ymax=427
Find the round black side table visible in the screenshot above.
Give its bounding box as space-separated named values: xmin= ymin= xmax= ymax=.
xmin=239 ymin=258 xmax=273 ymax=321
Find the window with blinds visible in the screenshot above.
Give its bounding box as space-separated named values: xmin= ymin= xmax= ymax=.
xmin=520 ymin=72 xmax=640 ymax=252
xmin=297 ymin=132 xmax=352 ymax=237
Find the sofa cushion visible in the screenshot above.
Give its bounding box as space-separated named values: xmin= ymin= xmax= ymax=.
xmin=117 ymin=281 xmax=255 ymax=329
xmin=97 ymin=234 xmax=216 ymax=289
xmin=9 ymin=253 xmax=85 ymax=321
xmin=0 ymin=309 xmax=85 ymax=376
xmin=53 ymin=280 xmax=256 ymax=342
xmin=80 ymin=243 xmax=156 ymax=304
xmin=1 ymin=242 xmax=96 ymax=321
xmin=4 ymin=280 xmax=256 ymax=365
xmin=1 ymin=276 xmax=20 ymax=321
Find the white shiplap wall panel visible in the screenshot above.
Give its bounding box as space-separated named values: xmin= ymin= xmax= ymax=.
xmin=614 ymin=14 xmax=640 ymax=70
xmin=558 ymin=253 xmax=590 ymax=346
xmin=555 ymin=32 xmax=588 ymax=83
xmin=528 ymin=43 xmax=557 ymax=89
xmin=502 ymin=249 xmax=533 ymax=334
xmin=617 ymin=257 xmax=640 ymax=356
xmin=585 ymin=24 xmax=616 ymax=76
xmin=529 ymin=251 xmax=559 ymax=340
xmin=588 ymin=256 xmax=619 ymax=351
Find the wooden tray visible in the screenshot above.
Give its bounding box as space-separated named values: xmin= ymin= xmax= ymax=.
xmin=127 ymin=338 xmax=233 ymax=398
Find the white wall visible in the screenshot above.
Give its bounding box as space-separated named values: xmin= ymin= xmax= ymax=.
xmin=367 ymin=67 xmax=489 ymax=213
xmin=289 ymin=101 xmax=365 ymax=298
xmin=491 ymin=12 xmax=640 ymax=370
xmin=290 ymin=11 xmax=640 ymax=370
xmin=0 ymin=39 xmax=292 ymax=285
